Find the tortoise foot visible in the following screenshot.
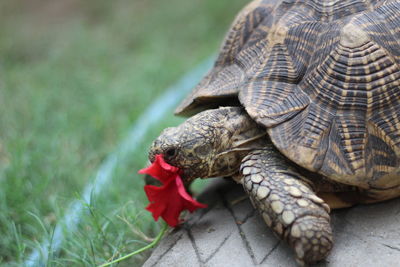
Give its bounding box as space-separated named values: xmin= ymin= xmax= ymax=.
xmin=290 ymin=215 xmax=332 ymax=265
xmin=241 ymin=149 xmax=333 ymax=265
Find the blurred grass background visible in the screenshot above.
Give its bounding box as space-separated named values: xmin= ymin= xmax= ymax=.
xmin=0 ymin=0 xmax=247 ymax=266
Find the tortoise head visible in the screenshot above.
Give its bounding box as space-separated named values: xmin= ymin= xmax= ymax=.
xmin=149 ymin=107 xmax=266 ymax=182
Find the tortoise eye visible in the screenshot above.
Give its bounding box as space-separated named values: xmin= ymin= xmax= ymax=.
xmin=194 ymin=143 xmax=212 ymax=156
xmin=165 ymin=147 xmax=178 ymax=158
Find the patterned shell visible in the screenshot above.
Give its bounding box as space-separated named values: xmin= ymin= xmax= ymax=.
xmin=175 ymin=0 xmax=400 ymax=188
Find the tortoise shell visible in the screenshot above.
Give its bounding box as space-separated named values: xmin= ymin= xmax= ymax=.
xmin=175 ymin=0 xmax=400 ymax=189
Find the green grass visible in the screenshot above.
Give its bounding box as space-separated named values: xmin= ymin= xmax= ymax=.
xmin=0 ymin=0 xmax=247 ymax=265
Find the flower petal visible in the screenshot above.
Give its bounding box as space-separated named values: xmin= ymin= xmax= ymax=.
xmin=138 ymin=154 xmax=177 ymax=183
xmin=139 ymin=154 xmax=207 ymax=227
xmin=176 ymin=176 xmax=208 ymax=211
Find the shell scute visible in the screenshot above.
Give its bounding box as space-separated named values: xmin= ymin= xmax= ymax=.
xmin=177 ymin=0 xmax=400 ymax=185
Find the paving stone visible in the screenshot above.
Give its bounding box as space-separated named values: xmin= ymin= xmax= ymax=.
xmin=228 ymin=192 xmax=255 ymax=223
xmin=143 ymin=231 xmax=200 ymax=267
xmin=206 ymin=228 xmax=254 ymax=267
xmin=262 ymin=242 xmax=297 ymax=267
xmin=241 ymin=214 xmax=279 ymax=265
xmin=190 ymin=203 xmax=235 ymax=262
xmin=144 ymin=179 xmax=400 ymax=266
xmin=142 ymin=228 xmax=184 ymax=267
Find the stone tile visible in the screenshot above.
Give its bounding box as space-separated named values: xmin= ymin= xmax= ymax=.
xmin=144 ymin=181 xmax=400 ymax=267
xmin=206 ymin=228 xmax=254 ymax=267
xmin=322 ymin=226 xmax=400 ymax=267
xmin=229 ymin=196 xmax=255 ymax=223
xmin=190 ymin=203 xmax=236 ymax=262
xmin=261 ymin=242 xmax=297 ymax=267
xmin=143 ymin=231 xmax=200 ymax=267
xmin=241 ymin=213 xmax=279 ymax=264
xmin=143 ymin=230 xmax=184 ymax=267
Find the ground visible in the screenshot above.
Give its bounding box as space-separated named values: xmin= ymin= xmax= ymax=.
xmin=144 ymin=179 xmax=400 ymax=266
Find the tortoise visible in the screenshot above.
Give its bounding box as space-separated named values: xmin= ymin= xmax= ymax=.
xmin=148 ymin=0 xmax=400 ymax=264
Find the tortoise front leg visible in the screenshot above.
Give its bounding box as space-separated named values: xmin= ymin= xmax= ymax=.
xmin=240 ymin=148 xmax=332 ymax=265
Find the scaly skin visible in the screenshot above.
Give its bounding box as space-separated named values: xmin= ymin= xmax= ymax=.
xmin=241 ymin=148 xmax=332 ymax=264
xmin=149 ymin=106 xmax=267 ymax=182
xmin=149 ymin=106 xmax=333 ymax=264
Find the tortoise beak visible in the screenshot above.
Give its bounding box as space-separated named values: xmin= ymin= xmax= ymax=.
xmin=148 ymin=151 xmax=156 ymax=163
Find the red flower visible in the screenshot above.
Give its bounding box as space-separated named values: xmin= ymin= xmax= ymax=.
xmin=138 ymin=155 xmax=207 ymax=227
